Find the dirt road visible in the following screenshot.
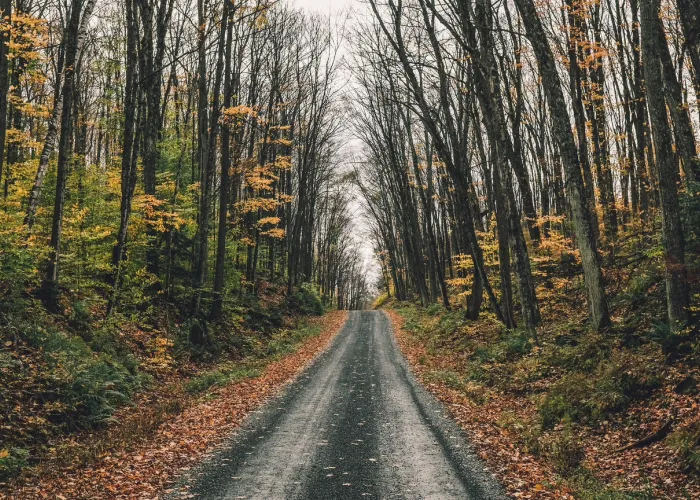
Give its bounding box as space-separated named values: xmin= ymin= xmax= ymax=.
xmin=174 ymin=311 xmax=504 ymax=499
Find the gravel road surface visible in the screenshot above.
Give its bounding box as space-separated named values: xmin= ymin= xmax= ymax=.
xmin=174 ymin=310 xmax=505 ymax=499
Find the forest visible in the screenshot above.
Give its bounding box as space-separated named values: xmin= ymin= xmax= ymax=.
xmin=355 ymin=0 xmax=700 ymax=496
xmin=0 ymin=0 xmax=699 ymax=496
xmin=0 ymin=0 xmax=371 ymax=491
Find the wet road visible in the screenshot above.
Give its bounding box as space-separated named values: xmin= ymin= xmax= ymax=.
xmin=175 ymin=311 xmax=505 ymax=499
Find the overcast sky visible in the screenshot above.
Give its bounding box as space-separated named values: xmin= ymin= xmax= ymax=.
xmin=290 ymin=0 xmax=379 ymax=290
xmin=291 ymin=0 xmax=356 ymax=14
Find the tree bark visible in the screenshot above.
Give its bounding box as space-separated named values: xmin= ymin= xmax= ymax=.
xmin=640 ymin=0 xmax=690 ymax=328
xmin=0 ymin=0 xmax=10 ymax=192
xmin=42 ymin=0 xmax=88 ymax=309
xmin=513 ymin=0 xmax=611 ymax=330
xmin=107 ymin=0 xmax=140 ymax=316
xmin=212 ymin=8 xmax=234 ymax=321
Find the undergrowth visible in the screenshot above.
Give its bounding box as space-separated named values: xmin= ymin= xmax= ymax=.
xmin=0 ymin=279 xmax=327 ymax=482
xmin=387 ymin=227 xmax=700 ymax=497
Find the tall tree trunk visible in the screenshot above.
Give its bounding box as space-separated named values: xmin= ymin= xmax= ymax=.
xmin=493 ymin=150 xmax=516 ymax=329
xmin=191 ymin=0 xmax=228 ymax=323
xmin=107 ymin=0 xmax=140 ymax=316
xmin=139 ymin=0 xmax=174 ymax=275
xmin=42 ymin=0 xmax=87 ymax=309
xmin=0 ymin=0 xmax=10 ymax=193
xmin=212 ymin=9 xmax=234 ymax=321
xmin=473 ymin=0 xmax=540 ymax=330
xmin=631 ymin=0 xmax=651 ymax=215
xmin=640 ymin=0 xmax=690 ymax=328
xmin=514 ymin=0 xmax=611 ymax=330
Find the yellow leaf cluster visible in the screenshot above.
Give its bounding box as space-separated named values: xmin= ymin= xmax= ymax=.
xmin=261 ymin=227 xmax=285 ymax=239
xmin=256 ymin=216 xmax=281 ymax=227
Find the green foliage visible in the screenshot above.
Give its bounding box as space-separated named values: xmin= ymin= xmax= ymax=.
xmin=546 ymin=332 xmax=612 ymax=373
xmin=472 ymin=329 xmax=533 ymax=364
xmin=647 ymin=320 xmax=693 ymax=356
xmin=25 ymin=325 xmax=142 ymax=428
xmin=185 ymin=320 xmax=323 ymax=394
xmin=619 ymin=271 xmax=659 ymax=307
xmin=668 ymin=420 xmax=700 ymax=475
xmin=0 ymin=448 xmax=29 ymax=481
xmin=186 ymin=363 xmax=263 ymax=394
xmin=286 ymin=283 xmax=324 ymax=316
xmin=244 ymin=304 xmax=284 ymax=333
xmin=264 ymin=324 xmax=322 ymax=359
xmin=545 ymin=424 xmax=585 ymax=477
xmin=0 ymin=213 xmax=48 ymax=312
xmin=540 ymin=353 xmax=660 ymax=429
xmin=425 ymin=303 xmax=444 ymax=316
xmin=540 ymin=374 xmax=594 ymax=429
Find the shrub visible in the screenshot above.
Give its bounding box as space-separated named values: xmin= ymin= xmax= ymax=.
xmin=25 ymin=326 xmax=141 ymax=428
xmin=471 ymin=329 xmax=532 ymax=365
xmin=668 ymin=419 xmax=700 ymax=474
xmin=265 ymin=324 xmax=322 ymax=359
xmin=425 ymin=303 xmax=444 ymax=316
xmin=648 ymin=320 xmax=693 ymax=356
xmin=501 ymin=330 xmax=533 ymax=358
xmin=244 ymin=305 xmax=284 ymax=333
xmin=540 ymin=373 xmax=594 ymax=429
xmin=545 ymin=426 xmax=585 ymax=477
xmin=617 ymin=270 xmax=660 ymax=309
xmin=547 ymin=332 xmax=611 ymax=372
xmin=0 ymin=447 xmax=29 ymax=481
xmin=540 ymin=353 xmax=660 ymax=429
xmin=286 ymin=283 xmax=323 ymax=316
xmin=69 ymin=300 xmax=94 ymax=334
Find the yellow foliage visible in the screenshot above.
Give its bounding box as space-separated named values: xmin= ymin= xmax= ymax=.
xmin=261 ymin=227 xmax=285 ymax=239
xmin=256 ymin=216 xmax=281 ymax=227
xmin=135 ymin=195 xmax=186 ymax=233
xmin=237 ymin=198 xmax=281 ymax=213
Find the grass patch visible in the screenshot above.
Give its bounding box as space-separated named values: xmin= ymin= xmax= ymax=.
xmin=264 ymin=324 xmax=322 ymax=359
xmin=540 ymin=351 xmax=661 ymax=429
xmin=186 ymin=363 xmax=264 ymax=394
xmin=668 ymin=419 xmax=700 ymax=475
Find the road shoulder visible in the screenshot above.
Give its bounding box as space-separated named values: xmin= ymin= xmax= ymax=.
xmin=385 ymin=308 xmax=538 ymax=499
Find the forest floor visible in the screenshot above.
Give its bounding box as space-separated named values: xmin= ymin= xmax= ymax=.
xmin=0 ymin=309 xmax=347 ymax=499
xmin=385 ymin=304 xmax=700 ymax=499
